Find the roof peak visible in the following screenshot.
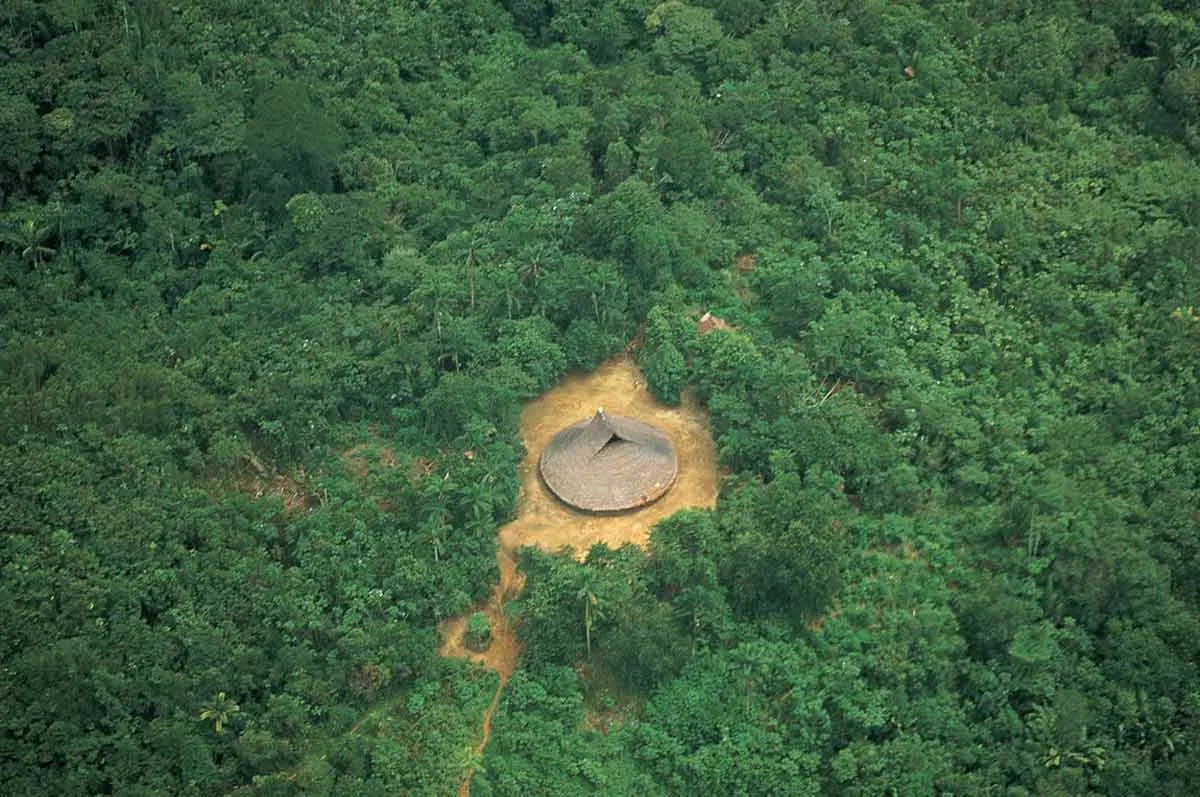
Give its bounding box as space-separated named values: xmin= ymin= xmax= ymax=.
xmin=539 ymin=411 xmax=679 ymax=512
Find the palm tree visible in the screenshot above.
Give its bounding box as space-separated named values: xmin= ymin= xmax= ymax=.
xmin=1 ymin=217 xmax=56 ymax=267
xmin=419 ymin=516 xmax=449 ymax=563
xmin=459 ymin=476 xmax=494 ymax=524
xmin=199 ymin=692 xmax=240 ymax=734
xmin=576 ymin=577 xmax=602 ymax=660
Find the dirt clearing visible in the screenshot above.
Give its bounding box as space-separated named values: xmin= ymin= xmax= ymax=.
xmin=440 ymin=355 xmax=719 ymax=795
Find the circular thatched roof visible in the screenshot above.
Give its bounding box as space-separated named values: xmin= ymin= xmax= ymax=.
xmin=539 ymin=409 xmax=678 ymax=513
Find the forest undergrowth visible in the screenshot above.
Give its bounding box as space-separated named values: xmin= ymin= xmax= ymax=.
xmin=2 ymin=1 xmax=1199 ymax=795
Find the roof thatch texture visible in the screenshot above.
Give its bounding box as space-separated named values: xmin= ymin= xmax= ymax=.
xmin=539 ymin=409 xmax=678 ymax=513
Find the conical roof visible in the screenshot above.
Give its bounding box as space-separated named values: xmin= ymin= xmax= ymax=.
xmin=539 ymin=409 xmax=678 ymax=512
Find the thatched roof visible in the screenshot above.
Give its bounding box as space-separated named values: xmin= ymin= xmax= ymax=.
xmin=539 ymin=409 xmax=678 ymax=513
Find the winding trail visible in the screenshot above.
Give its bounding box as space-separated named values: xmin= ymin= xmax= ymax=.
xmin=440 ymin=356 xmax=719 ymax=795
xmin=456 ymin=684 xmax=505 ymax=797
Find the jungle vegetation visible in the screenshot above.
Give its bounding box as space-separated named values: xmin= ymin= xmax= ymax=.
xmin=2 ymin=1 xmax=1199 ymax=794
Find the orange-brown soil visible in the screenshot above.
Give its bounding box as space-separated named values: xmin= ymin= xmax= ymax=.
xmin=227 ymin=461 xmax=323 ymax=515
xmin=456 ymin=684 xmax=505 ymax=797
xmin=697 ymin=310 xmax=734 ymax=336
xmin=438 ymin=547 xmax=523 ymax=682
xmin=441 ymin=355 xmax=720 ymax=795
xmin=498 ymin=355 xmax=720 ymax=557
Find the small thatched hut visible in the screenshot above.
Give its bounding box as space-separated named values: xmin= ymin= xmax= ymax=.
xmin=539 ymin=409 xmax=678 ymax=513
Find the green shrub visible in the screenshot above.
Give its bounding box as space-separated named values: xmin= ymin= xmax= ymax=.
xmin=464 ymin=612 xmax=492 ymax=652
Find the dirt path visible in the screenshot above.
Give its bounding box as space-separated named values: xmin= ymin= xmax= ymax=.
xmin=438 ymin=547 xmax=522 ymax=681
xmin=440 ymin=355 xmax=719 ymax=795
xmin=457 ymin=684 xmax=504 ymax=797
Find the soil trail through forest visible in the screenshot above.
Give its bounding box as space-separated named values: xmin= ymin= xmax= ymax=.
xmin=440 ymin=355 xmax=719 ymax=795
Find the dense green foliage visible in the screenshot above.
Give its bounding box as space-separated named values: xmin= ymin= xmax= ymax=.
xmin=2 ymin=0 xmax=1199 ymax=794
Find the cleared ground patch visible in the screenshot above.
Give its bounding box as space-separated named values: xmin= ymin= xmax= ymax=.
xmin=440 ymin=355 xmax=720 ymax=794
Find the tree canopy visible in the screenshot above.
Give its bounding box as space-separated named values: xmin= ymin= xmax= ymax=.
xmin=2 ymin=1 xmax=1199 ymax=794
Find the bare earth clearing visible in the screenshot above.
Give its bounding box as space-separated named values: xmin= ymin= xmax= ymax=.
xmin=440 ymin=355 xmax=719 ymax=795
